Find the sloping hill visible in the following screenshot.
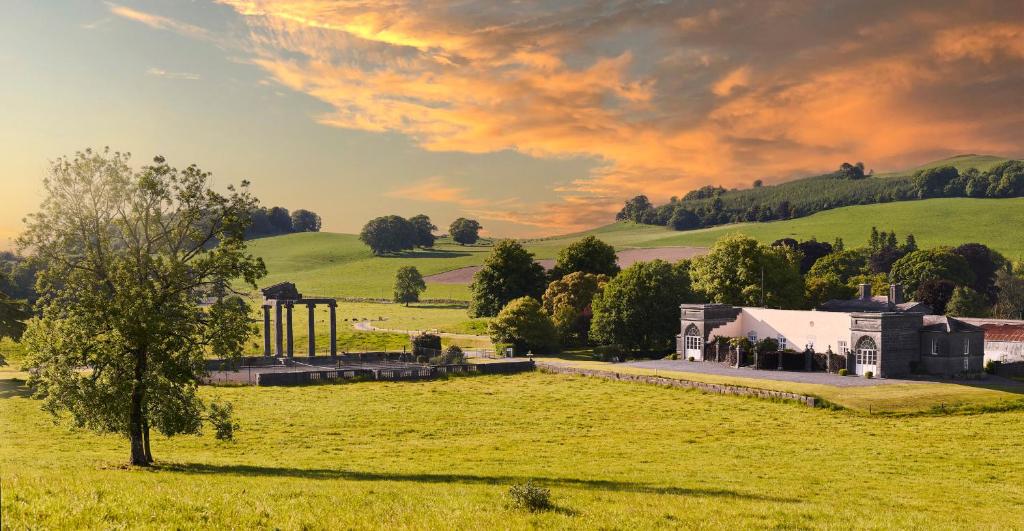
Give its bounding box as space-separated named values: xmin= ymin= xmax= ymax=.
xmin=875 ymin=154 xmax=1011 ymax=178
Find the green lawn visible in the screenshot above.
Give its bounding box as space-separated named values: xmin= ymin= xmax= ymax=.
xmin=2 ymin=368 xmax=1023 ymax=528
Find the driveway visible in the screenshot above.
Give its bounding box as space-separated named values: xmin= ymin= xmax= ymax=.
xmin=622 ymin=359 xmax=916 ymax=387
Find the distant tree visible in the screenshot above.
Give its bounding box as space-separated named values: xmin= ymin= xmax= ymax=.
xmin=0 ymin=273 xmax=30 ymax=340
xmin=913 ymin=166 xmax=959 ymax=198
xmin=690 ymin=234 xmax=804 ymax=309
xmin=542 ymin=272 xmax=608 ymax=346
xmin=945 ymin=286 xmax=990 ymax=317
xmin=268 ymin=206 xmax=292 ymax=233
xmin=615 ymin=195 xmax=654 ymax=223
xmin=393 ymin=266 xmax=426 ymax=306
xmin=890 ymin=248 xmax=975 ymax=294
xmin=552 ymin=236 xmax=619 ymax=278
xmin=805 ymin=273 xmax=855 ymax=309
xmin=952 ymin=243 xmax=1005 ymax=304
xmin=753 ymin=179 xmax=763 ymax=188
xmin=488 ymin=297 xmax=559 ymax=355
xmin=290 ymin=209 xmax=321 ymax=232
xmin=993 ymin=270 xmax=1024 ymax=319
xmin=807 ymin=249 xmax=867 ymax=285
xmin=682 ymin=186 xmax=727 ymax=201
xmin=590 ymin=260 xmax=694 ymax=353
xmin=408 ymin=214 xmax=438 ymax=248
xmin=449 ymin=218 xmax=482 ymax=245
xmin=18 ymin=149 xmax=265 ymax=466
xmin=411 ymin=333 xmax=442 ymax=357
xmin=915 ymin=279 xmax=957 ymax=315
xmin=668 ymin=208 xmax=701 ymax=230
xmin=469 ymin=240 xmax=546 ymax=317
xmin=359 ymin=215 xmax=417 ymax=255
xmin=0 ymin=253 xmax=39 ymax=301
xmin=246 ymin=208 xmax=273 ymax=238
xmin=836 ymin=162 xmax=866 ymax=179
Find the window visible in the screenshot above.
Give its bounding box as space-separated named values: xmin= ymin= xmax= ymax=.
xmin=838 ymin=340 xmax=849 ymax=355
xmin=931 ymin=338 xmax=939 ymax=356
xmin=747 ymin=331 xmax=758 ymax=343
xmin=963 ymin=338 xmax=971 ymax=356
xmin=855 ymin=336 xmax=878 ymax=366
xmin=777 ymin=335 xmax=787 ymax=351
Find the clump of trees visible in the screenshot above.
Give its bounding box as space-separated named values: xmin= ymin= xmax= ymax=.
xmin=469 ymin=240 xmax=546 ymax=317
xmin=542 ymin=272 xmax=608 ymax=346
xmin=18 ymin=149 xmax=266 ymax=466
xmin=690 ymin=234 xmax=804 ymax=309
xmin=488 ymin=297 xmax=559 ymax=355
xmin=359 ymin=214 xmax=437 ymax=255
xmin=246 ymin=206 xmax=322 ymax=238
xmin=393 ymin=266 xmax=426 ymax=305
xmin=449 ymin=218 xmax=482 ymax=245
xmin=550 ymin=236 xmax=619 ymax=278
xmin=615 ymin=159 xmax=1024 ymax=232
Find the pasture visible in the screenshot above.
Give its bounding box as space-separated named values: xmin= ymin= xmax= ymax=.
xmin=2 ymin=368 xmax=1023 ymax=528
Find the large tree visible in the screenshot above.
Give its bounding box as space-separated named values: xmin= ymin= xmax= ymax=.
xmin=290 ymin=209 xmax=322 ymax=232
xmin=488 ymin=297 xmax=559 ymax=355
xmin=449 ymin=218 xmax=482 ymax=245
xmin=993 ymin=269 xmax=1024 ymax=319
xmin=393 ymin=266 xmax=426 ymax=306
xmin=690 ymin=234 xmax=804 ymax=309
xmin=952 ymin=243 xmax=1005 ymax=304
xmin=359 ymin=215 xmax=417 ymax=255
xmin=889 ymin=248 xmax=974 ymax=295
xmin=589 ymin=260 xmax=694 ymax=353
xmin=469 ymin=240 xmax=546 ymax=317
xmin=542 ymin=272 xmax=608 ymax=346
xmin=552 ymin=236 xmax=619 ymax=278
xmin=18 ymin=149 xmax=266 ymax=466
xmin=408 ymin=214 xmax=437 ymax=248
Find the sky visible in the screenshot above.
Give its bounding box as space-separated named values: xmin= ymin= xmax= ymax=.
xmin=1 ymin=1 xmax=1022 ymax=247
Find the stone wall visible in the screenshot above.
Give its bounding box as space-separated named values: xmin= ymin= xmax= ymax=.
xmin=537 ymin=363 xmax=817 ymax=407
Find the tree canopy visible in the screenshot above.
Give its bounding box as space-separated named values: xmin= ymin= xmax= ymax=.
xmin=290 ymin=209 xmax=322 ymax=232
xmin=552 ymin=236 xmax=619 ymax=278
xmin=469 ymin=240 xmax=546 ymax=317
xmin=889 ymin=248 xmax=974 ymax=295
xmin=542 ymin=272 xmax=608 ymax=346
xmin=393 ymin=266 xmax=426 ymax=306
xmin=449 ymin=218 xmax=482 ymax=245
xmin=488 ymin=297 xmax=559 ymax=355
xmin=0 ymin=272 xmax=29 ymax=340
xmin=18 ymin=149 xmax=266 ymax=466
xmin=359 ymin=215 xmax=417 ymax=255
xmin=690 ymin=234 xmax=804 ymax=309
xmin=408 ymin=214 xmax=437 ymax=248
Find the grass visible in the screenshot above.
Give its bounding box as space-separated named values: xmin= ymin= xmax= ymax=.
xmin=536 ymin=355 xmax=1024 ymax=415
xmin=3 ymin=368 xmax=1024 ymax=528
xmin=874 ymin=154 xmax=1011 ymax=178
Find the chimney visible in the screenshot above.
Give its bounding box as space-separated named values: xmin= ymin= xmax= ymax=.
xmin=889 ymin=283 xmax=904 ymax=305
xmin=858 ymin=283 xmax=872 ymax=301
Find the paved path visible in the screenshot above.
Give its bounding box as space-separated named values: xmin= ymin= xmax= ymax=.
xmin=352 ymin=321 xmax=490 ymax=342
xmin=622 ymin=360 xmax=916 ymax=387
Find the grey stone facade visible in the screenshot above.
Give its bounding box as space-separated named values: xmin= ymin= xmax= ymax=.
xmin=676 ymin=303 xmax=741 ymax=360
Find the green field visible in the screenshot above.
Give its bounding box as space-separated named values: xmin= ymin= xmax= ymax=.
xmin=875 ymin=154 xmax=1011 ymax=178
xmin=2 ymin=368 xmax=1023 ymax=528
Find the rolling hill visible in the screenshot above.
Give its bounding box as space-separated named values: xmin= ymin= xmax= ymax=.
xmin=247 ymin=196 xmax=1024 ymax=301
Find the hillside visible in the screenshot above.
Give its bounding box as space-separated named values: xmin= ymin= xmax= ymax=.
xmin=248 ymin=197 xmax=1024 ymax=301
xmin=875 ymin=154 xmax=1011 ymax=178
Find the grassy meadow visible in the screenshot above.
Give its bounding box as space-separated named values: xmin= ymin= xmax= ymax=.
xmin=3 ymin=367 xmax=1024 ymax=528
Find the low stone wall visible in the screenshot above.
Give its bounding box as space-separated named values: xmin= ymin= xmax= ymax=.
xmin=538 ymin=363 xmax=818 ymax=407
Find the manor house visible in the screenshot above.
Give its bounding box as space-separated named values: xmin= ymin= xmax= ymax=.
xmin=677 ymin=283 xmax=984 ymax=378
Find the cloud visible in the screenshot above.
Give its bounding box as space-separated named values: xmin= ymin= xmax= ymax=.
xmin=107 ymin=3 xmax=212 ymax=40
xmin=385 ymin=177 xmax=488 ymax=208
xmin=145 ymin=67 xmax=201 ymax=80
xmin=201 ymin=1 xmax=1024 ymax=232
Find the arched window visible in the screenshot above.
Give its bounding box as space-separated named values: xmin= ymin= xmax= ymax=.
xmin=683 ymin=324 xmax=702 ymax=354
xmin=855 ymin=336 xmax=878 ymax=366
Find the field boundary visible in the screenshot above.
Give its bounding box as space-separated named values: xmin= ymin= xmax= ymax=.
xmin=537 ymin=362 xmax=818 ymax=407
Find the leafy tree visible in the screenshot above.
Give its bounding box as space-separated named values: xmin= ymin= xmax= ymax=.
xmin=913 ymin=166 xmax=959 ymax=198
xmin=753 ymin=179 xmax=763 ymax=188
xmin=268 ymin=206 xmax=292 ymax=233
xmin=615 ymin=195 xmax=654 ymax=223
xmin=993 ymin=270 xmax=1024 ymax=319
xmin=952 ymin=243 xmax=1005 ymax=304
xmin=805 ymin=273 xmax=854 ymax=309
xmin=0 ymin=273 xmax=30 ymax=340
xmin=807 ymin=249 xmax=868 ymax=285
xmin=541 ymin=272 xmax=608 ymax=346
xmin=290 ymin=209 xmax=321 ymax=232
xmin=552 ymin=236 xmax=619 ymax=278
xmin=589 ymin=260 xmax=694 ymax=353
xmin=915 ymin=279 xmax=957 ymax=315
xmin=690 ymin=234 xmax=804 ymax=309
xmin=488 ymin=297 xmax=559 ymax=354
xmin=408 ymin=214 xmax=437 ymax=248
xmin=945 ymin=286 xmax=990 ymax=317
xmin=359 ymin=215 xmax=417 ymax=255
xmin=668 ymin=208 xmax=701 ymax=230
xmin=469 ymin=240 xmax=546 ymax=317
xmin=393 ymin=266 xmax=426 ymax=306
xmin=18 ymin=149 xmax=266 ymax=466
xmin=449 ymin=218 xmax=482 ymax=245
xmin=889 ymin=248 xmax=975 ymax=294
xmin=412 ymin=333 xmax=442 ymax=357
xmin=836 ymin=162 xmax=866 ymax=179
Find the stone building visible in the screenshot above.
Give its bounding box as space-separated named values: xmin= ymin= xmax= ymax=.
xmin=677 ymin=283 xmax=984 ymax=378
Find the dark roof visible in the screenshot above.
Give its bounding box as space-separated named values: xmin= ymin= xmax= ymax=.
xmin=818 ymin=295 xmax=932 ymax=314
xmin=261 ymin=282 xmax=301 ymax=300
xmin=978 ymin=323 xmax=1024 ymax=342
xmin=921 ymin=315 xmax=983 ymax=333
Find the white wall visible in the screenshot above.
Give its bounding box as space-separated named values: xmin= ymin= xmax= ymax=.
xmin=984 ymin=341 xmax=1024 ymax=363
xmin=708 ymin=308 xmax=853 ymax=353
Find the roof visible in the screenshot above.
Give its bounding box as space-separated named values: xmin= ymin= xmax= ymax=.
xmin=921 ymin=315 xmax=983 ymax=333
xmin=978 ymin=323 xmax=1024 ymax=342
xmin=818 ymin=295 xmax=932 ymax=314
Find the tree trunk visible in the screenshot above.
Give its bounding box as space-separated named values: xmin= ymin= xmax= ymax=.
xmin=129 ymin=348 xmax=150 ymax=466
xmin=142 ymin=417 xmax=153 ymax=464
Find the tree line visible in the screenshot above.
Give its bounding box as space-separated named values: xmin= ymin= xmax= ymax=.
xmin=616 ymin=160 xmax=1024 ymax=231
xmin=455 ymin=229 xmax=1024 ymax=359
xmin=246 ymin=206 xmax=322 ymax=238
xmin=359 ymin=215 xmax=482 ymax=255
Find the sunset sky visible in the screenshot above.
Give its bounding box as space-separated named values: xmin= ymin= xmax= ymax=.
xmin=1 ymin=1 xmax=1022 ymax=246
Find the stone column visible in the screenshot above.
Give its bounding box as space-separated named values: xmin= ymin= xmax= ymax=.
xmin=274 ymin=302 xmax=283 ymax=356
xmin=308 ymin=303 xmax=316 ymax=356
xmin=285 ymin=302 xmax=294 ymax=357
xmin=262 ymin=305 xmax=272 ymax=356
xmin=329 ymin=302 xmax=337 ymax=356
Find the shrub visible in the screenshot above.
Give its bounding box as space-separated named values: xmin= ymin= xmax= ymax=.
xmin=416 ymin=355 xmax=428 ymax=364
xmin=429 ymin=345 xmax=466 ymax=365
xmin=493 ymin=342 xmax=515 ymax=357
xmin=593 ymin=344 xmax=622 ymax=362
xmin=507 ymin=480 xmax=551 ymax=512
xmin=668 ymin=352 xmax=678 ymax=360
xmin=412 ymin=333 xmax=442 ymax=357
xmin=838 ymin=368 xmax=849 ymax=376
xmin=864 ymin=371 xmax=874 ymax=379
xmin=488 ymin=297 xmax=559 ymax=354
xmin=984 ymin=360 xmax=1002 ymax=374
xmin=208 ymin=400 xmax=239 ymax=442
xmin=688 ymin=356 xmax=695 ymax=362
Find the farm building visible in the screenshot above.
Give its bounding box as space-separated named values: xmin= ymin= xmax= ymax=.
xmin=959 ymin=318 xmax=1024 ymax=374
xmin=677 ymin=283 xmax=983 ymax=378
